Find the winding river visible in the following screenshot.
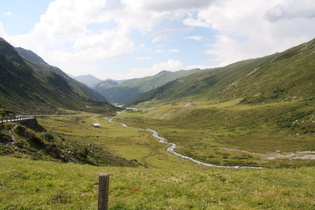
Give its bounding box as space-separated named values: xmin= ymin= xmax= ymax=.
xmin=106 ymin=118 xmax=265 ymax=169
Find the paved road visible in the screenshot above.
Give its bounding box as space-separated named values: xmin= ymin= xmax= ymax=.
xmin=0 ymin=115 xmax=36 ymax=124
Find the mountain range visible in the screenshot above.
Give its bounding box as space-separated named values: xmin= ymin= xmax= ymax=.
xmin=127 ymin=38 xmax=315 ymax=106
xmin=0 ymin=38 xmax=115 ymax=114
xmin=73 ymin=39 xmax=315 ymax=107
xmin=1 ymin=36 xmax=314 ymax=114
xmin=93 ymin=69 xmax=200 ymax=104
xmin=74 ymin=70 xmax=200 ymax=105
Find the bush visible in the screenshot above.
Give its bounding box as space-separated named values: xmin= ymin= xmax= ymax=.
xmin=40 ymin=132 xmax=54 ymax=142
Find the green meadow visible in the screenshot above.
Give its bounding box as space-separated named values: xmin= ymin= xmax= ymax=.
xmin=118 ymin=99 xmax=315 ymax=169
xmin=1 ymin=156 xmax=315 ymax=209
xmin=1 ymin=98 xmax=315 ymax=209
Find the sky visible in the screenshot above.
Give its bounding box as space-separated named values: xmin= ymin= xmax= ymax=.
xmin=0 ymin=0 xmax=315 ymax=80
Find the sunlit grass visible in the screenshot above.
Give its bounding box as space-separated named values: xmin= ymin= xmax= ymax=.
xmin=117 ymin=112 xmax=144 ymax=117
xmin=1 ymin=156 xmax=315 ymax=209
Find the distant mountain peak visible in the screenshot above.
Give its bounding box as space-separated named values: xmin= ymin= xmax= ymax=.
xmin=94 ymin=69 xmax=200 ymax=104
xmin=74 ymin=74 xmax=102 ymax=88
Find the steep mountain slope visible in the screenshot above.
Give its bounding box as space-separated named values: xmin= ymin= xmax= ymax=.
xmin=94 ymin=69 xmax=200 ymax=104
xmin=73 ymin=74 xmax=102 ymax=88
xmin=128 ymin=38 xmax=315 ymax=106
xmin=15 ymin=48 xmax=107 ymax=102
xmin=0 ymin=38 xmax=115 ymax=114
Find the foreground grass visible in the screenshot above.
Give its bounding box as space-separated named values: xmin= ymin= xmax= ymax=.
xmin=1 ymin=156 xmax=315 ymax=209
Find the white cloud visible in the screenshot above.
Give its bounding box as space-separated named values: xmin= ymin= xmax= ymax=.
xmin=184 ymin=36 xmax=204 ymax=41
xmin=73 ymin=28 xmax=134 ymax=61
xmin=3 ymin=12 xmax=12 ymax=16
xmin=62 ymin=62 xmax=101 ymax=77
xmin=131 ymin=0 xmax=214 ymax=12
xmin=136 ymin=57 xmax=152 ymax=60
xmin=6 ymin=0 xmax=184 ymax=69
xmin=0 ymin=22 xmax=7 ymax=37
xmin=2 ymin=0 xmax=315 ymax=80
xmin=128 ymin=59 xmax=182 ymax=78
xmin=185 ymin=64 xmax=213 ymax=70
xmin=183 ymin=16 xmax=210 ymax=27
xmin=32 ymin=0 xmax=105 ymax=41
xmin=205 ymin=35 xmax=247 ymax=66
xmin=152 ymin=28 xmax=191 ymax=42
xmin=168 ymin=49 xmax=179 ymax=53
xmin=153 ymin=49 xmax=179 ymax=54
xmin=265 ymin=1 xmax=315 ymax=21
xmin=191 ymin=0 xmax=315 ymax=66
xmin=5 ymin=0 xmax=138 ymax=74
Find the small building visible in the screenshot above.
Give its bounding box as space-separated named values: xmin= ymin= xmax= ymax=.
xmin=184 ymin=103 xmax=197 ymax=107
xmin=93 ymin=123 xmax=100 ymax=128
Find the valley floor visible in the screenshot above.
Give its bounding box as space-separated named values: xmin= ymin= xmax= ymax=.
xmin=1 ymin=98 xmax=315 ymax=209
xmin=116 ymin=99 xmax=315 ymax=169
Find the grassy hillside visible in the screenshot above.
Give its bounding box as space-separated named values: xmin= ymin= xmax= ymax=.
xmin=128 ymin=38 xmax=315 ymax=106
xmin=0 ymin=118 xmax=137 ymax=167
xmin=119 ymin=39 xmax=315 ymax=169
xmin=0 ymin=38 xmax=115 ymax=114
xmin=94 ymin=69 xmax=200 ymax=104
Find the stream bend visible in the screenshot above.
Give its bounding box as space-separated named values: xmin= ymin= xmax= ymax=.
xmin=107 ymin=118 xmax=265 ymax=169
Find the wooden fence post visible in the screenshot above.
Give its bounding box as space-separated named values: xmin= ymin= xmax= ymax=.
xmin=98 ymin=173 xmax=110 ymax=210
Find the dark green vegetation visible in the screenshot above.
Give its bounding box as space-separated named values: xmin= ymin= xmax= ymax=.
xmin=94 ymin=69 xmax=200 ymax=104
xmin=127 ymin=38 xmax=315 ymax=106
xmin=0 ymin=38 xmax=115 ymax=114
